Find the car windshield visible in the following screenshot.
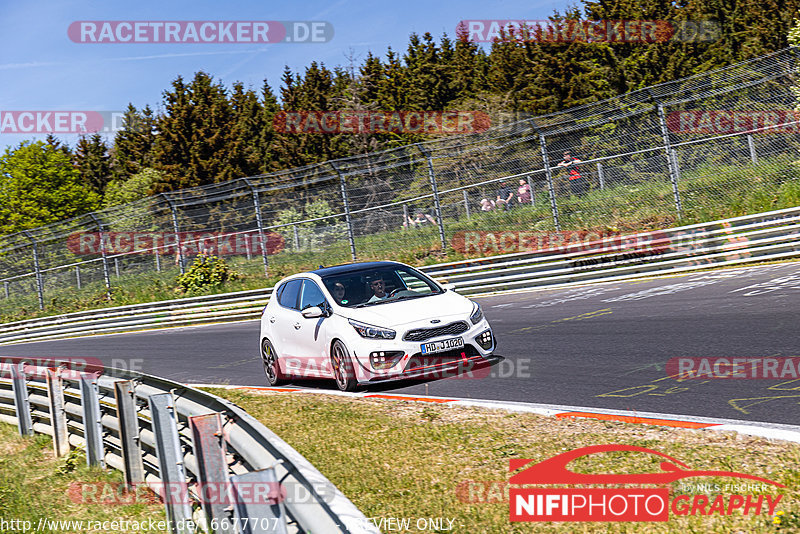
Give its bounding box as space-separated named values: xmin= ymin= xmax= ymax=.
xmin=321 ymin=265 xmax=444 ymax=308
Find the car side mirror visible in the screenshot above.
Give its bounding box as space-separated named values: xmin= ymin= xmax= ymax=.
xmin=301 ymin=306 xmax=325 ymax=319
xmin=441 ymin=283 xmax=455 ymax=292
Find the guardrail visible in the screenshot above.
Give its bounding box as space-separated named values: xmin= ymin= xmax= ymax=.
xmin=0 ymin=206 xmax=798 ymax=346
xmin=0 ymin=358 xmax=377 ymax=534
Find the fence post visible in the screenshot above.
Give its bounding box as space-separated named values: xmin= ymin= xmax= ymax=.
xmin=114 ymin=380 xmax=145 ymax=487
xmin=148 ymin=392 xmax=194 ymax=534
xmin=747 ymin=134 xmax=758 ymax=164
xmin=114 ymin=258 xmax=120 ymax=277
xmin=3 ymin=281 xmax=8 ymax=299
xmin=190 ymin=413 xmax=235 ymax=534
xmin=463 ymin=190 xmax=471 ymax=219
xmin=79 ymin=373 xmax=105 ymax=468
xmin=46 ymin=367 xmax=69 ymax=457
xmin=329 ymin=161 xmax=358 ymax=262
xmin=527 ymin=175 xmax=535 ymax=205
xmin=88 ymin=214 xmax=112 ymax=300
xmin=537 ymin=132 xmax=561 ymax=231
xmin=671 ymin=149 xmax=683 ymax=186
xmin=597 ymin=162 xmax=605 ymax=190
xmin=416 ymin=144 xmax=448 ymax=252
xmin=243 ymin=178 xmax=270 ymax=278
xmin=403 ymin=204 xmax=409 ymax=227
xmin=75 ymin=266 xmax=81 ymax=290
xmin=22 ymin=231 xmax=44 ymax=311
xmin=162 ymin=194 xmax=185 ymax=275
xmin=293 ymin=225 xmax=300 ymax=251
xmin=655 ymin=103 xmax=683 ymax=218
xmin=155 ymin=250 xmax=161 ymax=272
xmin=10 ymin=362 xmax=33 ymax=436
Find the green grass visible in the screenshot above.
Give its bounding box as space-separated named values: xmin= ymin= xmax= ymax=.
xmin=205 ymin=388 xmax=800 ymax=533
xmin=0 ymin=422 xmax=167 ymax=533
xmin=2 ymin=155 xmax=799 ymax=323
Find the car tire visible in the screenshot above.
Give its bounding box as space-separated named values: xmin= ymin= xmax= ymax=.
xmin=261 ymin=338 xmax=287 ymax=386
xmin=331 ymin=339 xmax=357 ymax=392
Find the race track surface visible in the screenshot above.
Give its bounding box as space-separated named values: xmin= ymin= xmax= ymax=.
xmin=2 ymin=262 xmax=799 ymax=425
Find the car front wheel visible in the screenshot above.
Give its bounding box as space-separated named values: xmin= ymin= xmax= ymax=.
xmin=261 ymin=338 xmax=287 ymax=386
xmin=331 ymin=340 xmax=357 ymax=392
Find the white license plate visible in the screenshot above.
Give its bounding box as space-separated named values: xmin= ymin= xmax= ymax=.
xmin=421 ymin=337 xmax=464 ymax=354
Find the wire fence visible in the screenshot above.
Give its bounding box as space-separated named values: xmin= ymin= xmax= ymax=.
xmin=3 ymin=47 xmax=800 ymax=313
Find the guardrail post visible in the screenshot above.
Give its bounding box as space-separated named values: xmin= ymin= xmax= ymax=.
xmin=11 ymin=362 xmax=33 ymax=436
xmin=148 ymin=393 xmax=193 ymax=534
xmin=537 ymin=132 xmax=561 ymax=231
xmin=416 ymin=144 xmax=448 ymax=252
xmin=655 ymin=103 xmax=683 ymax=218
xmin=747 ymin=134 xmax=758 ymax=164
xmin=46 ymin=367 xmax=69 ymax=456
xmin=243 ymin=178 xmax=270 ymax=278
xmin=162 ymin=194 xmax=186 ymax=275
xmin=88 ymin=214 xmax=112 ymax=300
xmin=190 ymin=413 xmax=234 ymax=534
xmin=114 ymin=380 xmax=145 ymax=486
xmin=22 ymin=231 xmax=44 ymax=311
xmin=329 ymin=162 xmax=358 ymax=262
xmin=596 ymin=162 xmax=605 ymax=190
xmin=463 ymin=190 xmax=471 ymax=219
xmin=79 ymin=373 xmax=105 ymax=468
xmin=230 ymin=467 xmax=288 ymax=534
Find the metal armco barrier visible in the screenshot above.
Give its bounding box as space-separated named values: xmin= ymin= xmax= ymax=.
xmin=0 ymin=206 xmax=799 ymax=346
xmin=0 ymin=360 xmax=377 ymax=534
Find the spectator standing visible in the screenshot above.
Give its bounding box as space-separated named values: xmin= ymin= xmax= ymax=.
xmin=557 ymin=151 xmax=587 ymax=196
xmin=517 ymin=178 xmax=532 ymax=204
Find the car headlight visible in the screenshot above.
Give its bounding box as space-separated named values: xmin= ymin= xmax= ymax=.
xmin=349 ymin=319 xmax=396 ymax=339
xmin=470 ymin=301 xmax=484 ymax=325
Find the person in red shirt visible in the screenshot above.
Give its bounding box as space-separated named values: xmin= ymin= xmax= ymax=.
xmin=557 ymin=151 xmax=586 ymax=196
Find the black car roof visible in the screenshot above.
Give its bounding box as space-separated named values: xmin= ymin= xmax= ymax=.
xmin=311 ymin=261 xmax=404 ymax=277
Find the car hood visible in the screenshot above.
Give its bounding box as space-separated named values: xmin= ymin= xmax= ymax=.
xmin=338 ymin=291 xmax=474 ymax=328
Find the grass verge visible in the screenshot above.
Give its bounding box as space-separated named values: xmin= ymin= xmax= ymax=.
xmin=0 ymin=422 xmax=167 ymax=533
xmin=206 ymin=388 xmax=800 ymax=533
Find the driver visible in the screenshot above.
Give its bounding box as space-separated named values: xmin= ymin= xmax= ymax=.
xmin=367 ymin=275 xmax=388 ymax=303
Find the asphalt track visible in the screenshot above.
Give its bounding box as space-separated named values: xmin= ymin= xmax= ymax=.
xmin=2 ymin=262 xmax=800 ymax=425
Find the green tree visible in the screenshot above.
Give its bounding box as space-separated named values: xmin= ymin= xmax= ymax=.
xmin=112 ymin=104 xmax=156 ymax=181
xmin=102 ymin=167 xmax=162 ymax=208
xmin=0 ymin=140 xmax=100 ymax=234
xmin=74 ymin=133 xmax=111 ymax=195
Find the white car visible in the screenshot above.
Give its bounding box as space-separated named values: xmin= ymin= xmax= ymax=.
xmin=259 ymin=261 xmax=495 ymax=391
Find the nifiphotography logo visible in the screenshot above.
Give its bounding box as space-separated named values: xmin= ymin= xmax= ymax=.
xmin=510 ymin=444 xmax=785 ymax=522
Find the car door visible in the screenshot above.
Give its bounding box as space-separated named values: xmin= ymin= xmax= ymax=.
xmin=295 ymin=279 xmax=334 ymax=378
xmin=270 ymin=278 xmax=303 ymax=367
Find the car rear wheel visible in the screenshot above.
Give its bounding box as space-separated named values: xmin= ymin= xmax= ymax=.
xmin=331 ymin=340 xmax=357 ymax=392
xmin=261 ymin=338 xmax=287 ymax=386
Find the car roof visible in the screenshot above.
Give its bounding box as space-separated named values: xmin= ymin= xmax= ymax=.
xmin=311 ymin=261 xmax=407 ymax=277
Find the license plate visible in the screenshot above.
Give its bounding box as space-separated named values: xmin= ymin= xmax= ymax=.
xmin=421 ymin=337 xmax=464 ymax=354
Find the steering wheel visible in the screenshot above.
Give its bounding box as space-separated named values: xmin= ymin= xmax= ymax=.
xmin=388 ymin=288 xmax=402 ymax=298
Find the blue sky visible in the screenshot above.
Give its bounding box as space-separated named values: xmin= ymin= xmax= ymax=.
xmin=0 ymin=0 xmax=570 ymax=149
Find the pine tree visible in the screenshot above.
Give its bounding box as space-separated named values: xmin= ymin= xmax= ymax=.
xmin=74 ymin=133 xmax=111 ymax=195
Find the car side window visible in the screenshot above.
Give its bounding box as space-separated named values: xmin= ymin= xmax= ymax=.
xmin=278 ymin=279 xmax=302 ymax=310
xmin=300 ymin=280 xmax=327 ymax=311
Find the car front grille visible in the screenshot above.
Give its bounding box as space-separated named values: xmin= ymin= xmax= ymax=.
xmin=402 ymin=321 xmax=470 ymax=342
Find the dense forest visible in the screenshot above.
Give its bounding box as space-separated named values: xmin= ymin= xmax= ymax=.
xmin=2 ymin=0 xmax=799 ymax=235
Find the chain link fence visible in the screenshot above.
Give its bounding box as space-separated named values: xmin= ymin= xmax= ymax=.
xmin=3 ymin=47 xmax=800 ymax=314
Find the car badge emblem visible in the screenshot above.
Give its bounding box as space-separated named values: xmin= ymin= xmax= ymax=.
xmin=430 ymin=319 xmax=441 ymax=323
